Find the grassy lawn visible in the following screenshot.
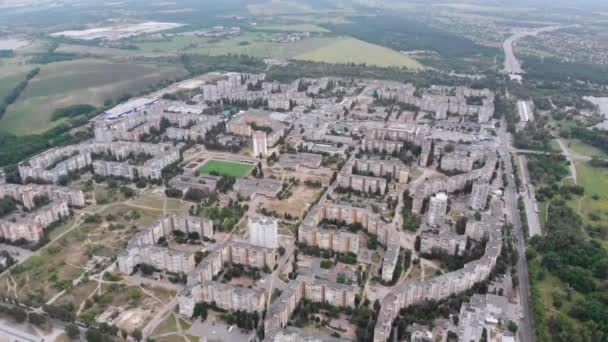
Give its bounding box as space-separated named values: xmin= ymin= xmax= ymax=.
xmin=197 ymin=160 xmax=253 ymax=178
xmin=574 ymin=162 xmax=608 ymax=228
xmin=47 ymin=217 xmax=77 ymax=241
xmin=0 ymin=59 xmax=187 ymax=135
xmin=153 ymin=314 xmax=178 ymax=336
xmin=293 ymin=37 xmax=423 ymax=69
xmin=567 ymin=138 xmax=608 ymax=159
xmin=178 ymin=317 xmax=193 ymax=330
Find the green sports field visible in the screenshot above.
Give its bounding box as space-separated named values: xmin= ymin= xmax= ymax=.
xmin=197 ymin=160 xmax=254 ymax=178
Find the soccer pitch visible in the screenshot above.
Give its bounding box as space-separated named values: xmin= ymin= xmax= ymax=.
xmin=196 ymin=159 xmax=254 ymax=178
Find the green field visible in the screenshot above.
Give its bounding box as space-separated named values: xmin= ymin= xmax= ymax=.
xmin=256 ymin=24 xmax=329 ymax=32
xmin=567 ymin=138 xmax=608 ymax=159
xmin=136 ymin=32 xmax=338 ymax=60
xmin=197 ymin=160 xmax=253 ymax=178
xmin=0 ymin=59 xmax=187 ymax=135
xmin=293 ymin=37 xmax=424 ymax=69
xmin=0 ymin=71 xmax=28 ymax=101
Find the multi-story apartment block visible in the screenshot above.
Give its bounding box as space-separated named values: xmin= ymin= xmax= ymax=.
xmin=457 ymin=294 xmax=513 ymax=342
xmin=0 ymin=201 xmax=70 ymax=242
xmin=315 ymin=228 xmax=359 ymax=254
xmin=465 ymin=220 xmax=488 ymax=241
xmin=427 ymin=193 xmax=448 ymax=227
xmin=19 ymin=142 xmax=181 ymax=183
xmin=264 ymin=276 xmax=357 ymax=334
xmin=353 ymin=157 xmax=409 ymax=183
xmin=178 ymin=281 xmax=266 ymax=316
xmin=373 ymin=216 xmax=504 ymax=342
xmin=440 ymin=152 xmax=474 ymax=173
xmin=337 ymin=172 xmax=387 ymax=194
xmin=253 ymin=131 xmax=269 ymax=158
xmin=249 ymin=216 xmax=278 ymax=249
xmin=229 ymin=241 xmax=276 ymax=270
xmin=299 ymin=201 xmax=397 ymax=247
xmin=0 ymin=184 xmax=85 ymax=210
xmin=382 ymin=241 xmax=400 ymax=282
xmin=469 ymin=181 xmax=490 ymax=211
xmin=118 ymin=245 xmax=195 ymax=275
xmin=420 ymin=229 xmax=467 ymax=256
xmin=118 ymin=214 xmax=213 ymax=274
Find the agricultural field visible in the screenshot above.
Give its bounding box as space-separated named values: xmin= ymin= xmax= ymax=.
xmin=0 ymin=59 xmax=187 ymax=135
xmin=0 ymin=70 xmax=28 ymax=100
xmin=197 ymin=160 xmax=253 ymax=178
xmin=293 ymin=37 xmax=424 ymax=69
xmin=255 ymin=24 xmax=329 ymax=32
xmin=135 ymin=31 xmax=338 ymax=60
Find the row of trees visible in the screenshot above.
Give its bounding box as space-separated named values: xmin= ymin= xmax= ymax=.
xmin=0 ymin=68 xmax=39 ymax=119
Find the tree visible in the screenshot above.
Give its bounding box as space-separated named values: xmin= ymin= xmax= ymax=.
xmin=508 ymin=321 xmax=518 ymax=334
xmin=132 ymin=329 xmax=143 ymax=341
xmin=193 ymin=303 xmax=208 ymax=320
xmin=28 ymin=312 xmax=48 ymax=327
xmin=65 ymin=323 xmax=80 ymax=339
xmin=9 ymin=306 xmax=27 ymax=323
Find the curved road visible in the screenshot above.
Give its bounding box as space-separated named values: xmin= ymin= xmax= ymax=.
xmin=502 ymin=26 xmax=564 ymax=75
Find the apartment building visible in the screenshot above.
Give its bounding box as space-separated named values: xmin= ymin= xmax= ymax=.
xmin=420 ymin=229 xmax=467 ymax=256
xmin=19 ymin=142 xmax=181 ymax=183
xmin=0 ymin=184 xmax=85 ymax=210
xmin=315 ymin=228 xmax=359 ymax=254
xmin=353 ymin=157 xmax=409 ymax=183
xmin=264 ymin=276 xmax=357 ymax=334
xmin=469 ymin=181 xmax=490 ymax=211
xmin=373 ymin=220 xmax=504 ymax=342
xmin=178 ymin=281 xmax=266 ymax=316
xmin=249 ymin=215 xmax=278 ymax=249
xmin=382 ymin=241 xmax=400 ymax=282
xmin=441 ymin=152 xmax=474 ymax=173
xmin=458 ymin=294 xmax=514 ymax=342
xmin=427 ymin=193 xmax=448 ymax=227
xmin=253 ymin=131 xmax=269 ymax=158
xmin=0 ymin=201 xmax=70 ymax=242
xmin=229 ymin=241 xmax=276 ymax=270
xmin=337 ymin=172 xmax=387 ymax=194
xmin=117 ymin=214 xmax=213 ymax=274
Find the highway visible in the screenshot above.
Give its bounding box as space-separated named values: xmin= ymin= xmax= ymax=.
xmin=498 ymin=121 xmax=535 ymax=342
xmin=502 ymin=26 xmax=564 ymax=76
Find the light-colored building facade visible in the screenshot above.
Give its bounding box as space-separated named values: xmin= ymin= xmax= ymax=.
xmin=253 ymin=131 xmax=269 ymax=158
xmin=249 ymin=215 xmax=278 ymax=249
xmin=427 ymin=193 xmax=448 ymax=227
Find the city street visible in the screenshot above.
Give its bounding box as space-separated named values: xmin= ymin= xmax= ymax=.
xmin=498 ymin=121 xmax=535 ymax=342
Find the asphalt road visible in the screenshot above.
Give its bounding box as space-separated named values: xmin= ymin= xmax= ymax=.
xmin=498 ymin=122 xmax=535 ymax=342
xmin=502 ymin=26 xmax=564 ymax=75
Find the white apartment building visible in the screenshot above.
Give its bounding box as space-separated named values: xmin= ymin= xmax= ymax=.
xmin=253 ymin=131 xmax=269 ymax=158
xmin=249 ymin=215 xmax=278 ymax=249
xmin=427 ymin=193 xmax=448 ymax=227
